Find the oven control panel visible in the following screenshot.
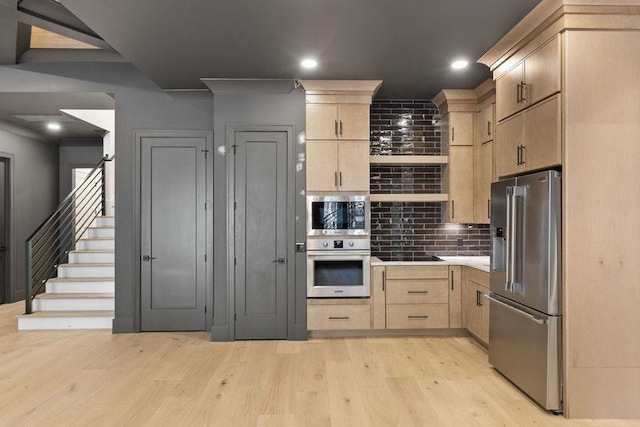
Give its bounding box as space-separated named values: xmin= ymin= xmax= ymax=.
xmin=308 ymin=238 xmax=370 ymax=251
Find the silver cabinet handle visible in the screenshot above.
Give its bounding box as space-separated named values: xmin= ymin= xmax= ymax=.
xmin=451 ymin=126 xmax=455 ymax=142
xmin=451 ymin=200 xmax=455 ymax=220
xmin=450 ymin=270 xmax=454 ymax=291
xmin=382 ymin=270 xmax=385 ymax=291
xmin=520 ymin=81 xmax=527 ymax=101
xmin=329 ymin=316 xmax=349 ymax=320
xmin=339 ymin=120 xmax=343 ymax=136
xmin=339 ymin=171 xmax=342 ymax=187
xmin=487 ymin=199 xmax=491 ymax=219
xmin=516 ymin=82 xmax=521 ymax=103
xmin=334 ymin=171 xmax=338 ymax=187
xmin=408 ymin=315 xmax=429 ymax=319
xmin=487 ymin=120 xmax=492 ymax=136
xmin=334 ymin=120 xmax=338 ymax=136
xmin=408 ymin=290 xmax=429 ymax=294
xmin=485 ymin=295 xmax=546 ymax=325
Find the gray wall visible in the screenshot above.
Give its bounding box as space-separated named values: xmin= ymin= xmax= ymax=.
xmin=0 ymin=62 xmax=213 ymax=331
xmin=0 ymin=124 xmax=59 ymax=302
xmin=58 ymin=138 xmax=103 ymax=200
xmin=212 ymin=89 xmax=307 ymax=341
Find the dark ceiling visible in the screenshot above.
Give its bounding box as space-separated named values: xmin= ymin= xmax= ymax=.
xmin=0 ymin=93 xmax=114 ymax=140
xmin=60 ymin=0 xmax=541 ymax=98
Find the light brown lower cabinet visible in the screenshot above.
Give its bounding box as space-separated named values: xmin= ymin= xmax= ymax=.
xmin=386 ymin=304 xmax=449 ymax=329
xmin=463 ymin=267 xmax=490 ymax=345
xmin=307 ymin=304 xmax=370 ymax=330
xmin=370 ymin=265 xmax=462 ymax=330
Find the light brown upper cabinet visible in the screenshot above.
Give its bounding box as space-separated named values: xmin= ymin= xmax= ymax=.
xmin=447 ymin=112 xmax=474 ymax=146
xmin=306 ymin=140 xmax=370 ymax=192
xmin=474 ymin=140 xmax=493 ymax=224
xmin=475 ymin=102 xmax=495 ymax=145
xmin=443 ymin=145 xmax=474 ymax=224
xmin=306 ymin=103 xmax=370 ymax=140
xmin=496 ymin=35 xmax=560 ymax=122
xmin=495 ymin=94 xmax=561 ymax=178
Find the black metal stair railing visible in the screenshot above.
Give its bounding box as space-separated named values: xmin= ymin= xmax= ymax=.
xmin=25 ymin=155 xmax=113 ymax=314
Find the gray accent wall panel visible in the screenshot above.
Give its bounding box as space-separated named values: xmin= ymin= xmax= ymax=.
xmin=0 ymin=125 xmax=59 ymax=302
xmin=58 ymin=138 xmax=103 ymax=200
xmin=0 ymin=62 xmax=213 ymax=332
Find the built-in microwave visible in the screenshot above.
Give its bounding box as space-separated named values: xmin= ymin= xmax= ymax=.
xmin=307 ymin=195 xmax=370 ymax=236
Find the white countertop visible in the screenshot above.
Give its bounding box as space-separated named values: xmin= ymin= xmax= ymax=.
xmin=371 ymin=256 xmax=490 ymax=273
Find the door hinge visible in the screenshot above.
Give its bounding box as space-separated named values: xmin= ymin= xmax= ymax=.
xmin=205 ymin=201 xmax=207 ymax=210
xmin=205 ymin=306 xmax=207 ymax=313
xmin=234 ymin=257 xmax=237 ymax=266
xmin=234 ymin=201 xmax=237 ymax=211
xmin=205 ymin=254 xmax=207 ymax=262
xmin=232 ymin=145 xmax=237 ymax=155
xmin=201 ymin=149 xmax=209 ymax=159
xmin=234 ymin=313 xmax=237 ymax=321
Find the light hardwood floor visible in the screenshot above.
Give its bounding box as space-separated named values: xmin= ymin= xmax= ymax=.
xmin=1 ymin=302 xmax=638 ymax=426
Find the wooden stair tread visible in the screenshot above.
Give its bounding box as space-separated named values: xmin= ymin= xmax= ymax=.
xmin=47 ymin=277 xmax=114 ymax=282
xmin=35 ymin=293 xmax=114 ymax=299
xmin=58 ymin=263 xmax=115 ymax=267
xmin=18 ymin=311 xmax=114 ymax=318
xmin=68 ymin=249 xmax=114 ymax=253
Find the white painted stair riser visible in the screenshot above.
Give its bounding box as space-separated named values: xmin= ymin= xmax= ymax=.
xmin=46 ymin=280 xmax=114 ymax=294
xmin=58 ymin=264 xmax=114 ymax=278
xmin=69 ymin=251 xmax=114 ymax=263
xmin=76 ymin=239 xmax=114 ymax=250
xmin=18 ymin=316 xmax=112 ymax=330
xmin=32 ymin=297 xmax=114 ymax=311
xmin=94 ymin=217 xmax=114 ymax=227
xmin=87 ymin=227 xmax=115 ymax=238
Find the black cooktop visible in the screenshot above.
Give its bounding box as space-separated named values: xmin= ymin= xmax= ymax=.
xmin=376 ymin=255 xmax=444 ymax=262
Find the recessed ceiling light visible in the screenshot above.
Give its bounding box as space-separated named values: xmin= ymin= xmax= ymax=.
xmin=301 ymin=58 xmax=318 ymax=69
xmin=451 ymin=59 xmax=469 ymax=70
xmin=47 ymin=122 xmax=62 ymax=131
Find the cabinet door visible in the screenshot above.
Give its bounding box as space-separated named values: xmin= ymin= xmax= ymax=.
xmin=495 ymin=113 xmax=524 ymax=178
xmin=496 ymin=62 xmax=524 ymax=121
xmin=444 ymin=146 xmax=474 ymax=223
xmin=475 ymin=103 xmax=495 ymax=145
xmin=306 ymin=140 xmax=338 ymax=191
xmin=466 ymin=282 xmax=482 ymax=338
xmin=474 ymin=140 xmax=493 ymax=224
xmin=306 ymin=104 xmax=338 ymax=140
xmin=523 ymin=36 xmax=560 ymax=108
xmin=337 ymin=141 xmax=370 ymax=192
xmin=371 ymin=266 xmax=386 ymax=329
xmin=522 ymin=94 xmax=561 ymax=172
xmin=449 ymin=112 xmax=474 ymax=146
xmin=338 ymin=104 xmax=370 ymax=140
xmin=449 ymin=266 xmax=462 ymax=328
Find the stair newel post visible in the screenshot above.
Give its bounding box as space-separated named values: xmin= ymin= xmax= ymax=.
xmin=25 ymin=240 xmax=33 ymax=315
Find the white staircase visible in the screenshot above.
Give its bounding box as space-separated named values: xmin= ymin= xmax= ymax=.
xmin=18 ymin=216 xmax=115 ymax=330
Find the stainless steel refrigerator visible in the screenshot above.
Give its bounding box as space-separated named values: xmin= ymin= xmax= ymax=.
xmin=489 ymin=169 xmax=562 ymax=413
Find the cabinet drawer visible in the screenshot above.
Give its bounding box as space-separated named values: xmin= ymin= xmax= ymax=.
xmin=385 ymin=265 xmax=449 ymax=280
xmin=386 ymin=304 xmax=449 ymax=329
xmin=386 ymin=279 xmax=449 ymax=304
xmin=307 ymin=305 xmax=370 ymax=330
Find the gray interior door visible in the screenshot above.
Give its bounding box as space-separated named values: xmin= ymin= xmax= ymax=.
xmin=141 ymin=137 xmax=207 ymax=331
xmin=234 ymin=131 xmax=287 ymax=339
xmin=0 ymin=159 xmax=6 ymax=304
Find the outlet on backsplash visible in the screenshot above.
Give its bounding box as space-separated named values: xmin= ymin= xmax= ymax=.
xmin=369 ymin=99 xmax=491 ymax=260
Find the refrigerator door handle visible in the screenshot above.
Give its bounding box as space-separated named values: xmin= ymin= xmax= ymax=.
xmin=505 ymin=187 xmax=513 ymax=292
xmin=486 ymin=295 xmax=546 ymax=325
xmin=511 ymin=186 xmax=525 ymax=294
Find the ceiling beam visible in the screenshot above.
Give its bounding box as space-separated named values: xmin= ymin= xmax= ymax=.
xmin=16 ymin=9 xmax=113 ymax=50
xmin=0 ymin=1 xmax=18 ymax=65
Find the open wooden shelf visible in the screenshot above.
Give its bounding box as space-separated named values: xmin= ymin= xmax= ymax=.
xmin=369 ymin=193 xmax=449 ymax=203
xmin=370 ymin=155 xmax=448 ymax=165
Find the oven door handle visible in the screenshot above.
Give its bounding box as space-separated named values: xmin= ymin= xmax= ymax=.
xmin=307 ymin=251 xmax=371 ymax=257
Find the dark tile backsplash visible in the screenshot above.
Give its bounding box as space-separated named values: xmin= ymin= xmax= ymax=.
xmin=369 ymin=100 xmax=490 ymax=258
xmin=370 ymin=100 xmax=441 ymax=155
